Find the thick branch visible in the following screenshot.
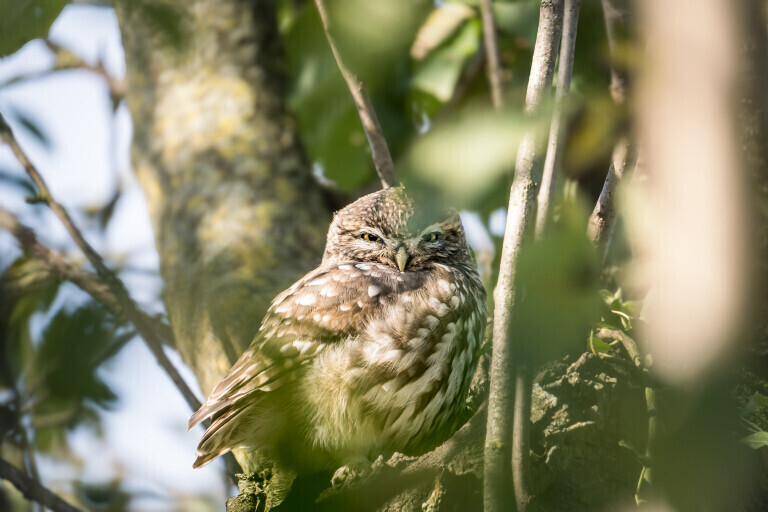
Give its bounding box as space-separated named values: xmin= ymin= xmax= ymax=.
xmin=479 ymin=0 xmax=504 ymax=108
xmin=314 ymin=0 xmax=396 ymax=188
xmin=0 ymin=458 xmax=83 ymax=512
xmin=484 ymin=2 xmax=564 ymax=512
xmin=0 ymin=113 xmax=202 ymax=414
xmin=535 ymin=0 xmax=582 ymax=237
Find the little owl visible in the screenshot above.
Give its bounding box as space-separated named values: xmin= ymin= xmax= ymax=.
xmin=188 ymin=187 xmax=486 ymax=480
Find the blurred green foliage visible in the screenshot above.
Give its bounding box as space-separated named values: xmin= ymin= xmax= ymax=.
xmin=1 ymin=258 xmax=128 ymax=457
xmin=0 ymin=0 xmax=68 ymax=57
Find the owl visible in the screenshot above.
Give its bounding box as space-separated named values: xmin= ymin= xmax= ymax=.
xmin=188 ymin=187 xmax=486 ymax=479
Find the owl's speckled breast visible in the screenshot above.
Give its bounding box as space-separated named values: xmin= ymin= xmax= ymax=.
xmin=301 ymin=261 xmax=485 ymax=462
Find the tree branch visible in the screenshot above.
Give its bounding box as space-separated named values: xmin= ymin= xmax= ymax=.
xmin=588 ymin=0 xmax=637 ymax=262
xmin=588 ymin=140 xmax=636 ymax=258
xmin=535 ymin=0 xmax=582 ymax=238
xmin=0 ymin=458 xmax=83 ymax=512
xmin=0 ymin=206 xmax=173 ymax=344
xmin=479 ymin=0 xmax=504 ymax=108
xmin=0 ymin=40 xmax=125 ymax=110
xmin=313 ymin=0 xmax=396 ymax=188
xmin=484 ymin=2 xmax=564 ymax=512
xmin=0 ymin=113 xmax=202 ymax=415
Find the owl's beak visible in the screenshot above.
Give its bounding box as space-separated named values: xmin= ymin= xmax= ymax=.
xmin=395 ymin=245 xmax=409 ymax=272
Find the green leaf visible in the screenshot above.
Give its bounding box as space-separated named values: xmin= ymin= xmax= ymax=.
xmin=492 ymin=0 xmax=540 ymax=47
xmin=590 ymin=335 xmax=612 ymax=353
xmin=406 ymin=105 xmax=548 ymax=205
xmin=742 ymin=392 xmax=768 ymax=417
xmin=0 ymin=0 xmax=69 ymax=57
xmin=6 ymin=106 xmax=51 ymax=148
xmin=741 ymin=431 xmax=768 ymax=450
xmin=411 ymin=18 xmax=481 ymax=102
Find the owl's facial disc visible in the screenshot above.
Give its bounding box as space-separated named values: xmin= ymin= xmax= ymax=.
xmin=357 ymin=222 xmax=450 ymax=272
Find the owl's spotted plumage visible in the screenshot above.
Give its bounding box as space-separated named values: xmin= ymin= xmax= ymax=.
xmin=189 ymin=187 xmax=486 ymax=473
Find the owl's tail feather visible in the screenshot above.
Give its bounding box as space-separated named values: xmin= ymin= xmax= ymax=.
xmin=192 ymin=404 xmax=249 ymax=468
xmin=192 ymin=399 xmax=275 ymax=469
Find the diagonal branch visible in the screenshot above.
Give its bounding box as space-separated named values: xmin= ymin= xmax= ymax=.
xmin=0 ymin=458 xmax=83 ymax=512
xmin=0 ymin=112 xmax=202 ymax=415
xmin=484 ymin=2 xmax=564 ymax=512
xmin=588 ymin=0 xmax=637 ymax=261
xmin=479 ymin=0 xmax=504 ymax=108
xmin=535 ymin=0 xmax=582 ymax=237
xmin=313 ymin=0 xmax=396 ymax=188
xmin=0 ymin=206 xmax=173 ymax=344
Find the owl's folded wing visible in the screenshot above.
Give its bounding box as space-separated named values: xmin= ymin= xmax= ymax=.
xmin=187 ymin=263 xmax=407 ymax=432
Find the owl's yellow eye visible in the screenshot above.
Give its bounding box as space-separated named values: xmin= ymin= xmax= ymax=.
xmin=361 ymin=232 xmax=382 ymax=243
xmin=423 ymin=232 xmax=440 ymax=242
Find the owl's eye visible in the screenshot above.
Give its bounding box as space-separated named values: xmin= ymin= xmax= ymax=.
xmin=422 ymin=232 xmax=441 ymax=243
xmin=361 ymin=232 xmax=382 ymax=243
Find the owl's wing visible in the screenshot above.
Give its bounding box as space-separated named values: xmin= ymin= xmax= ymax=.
xmin=188 ymin=263 xmax=407 ymax=434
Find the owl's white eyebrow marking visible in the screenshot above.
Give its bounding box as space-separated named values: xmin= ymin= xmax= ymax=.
xmin=368 ymin=285 xmax=381 ymax=297
xmin=296 ymin=294 xmax=316 ymax=306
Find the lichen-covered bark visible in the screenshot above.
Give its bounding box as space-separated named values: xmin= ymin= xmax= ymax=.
xmin=295 ymin=352 xmax=644 ymax=512
xmin=112 ymin=0 xmax=329 ymax=397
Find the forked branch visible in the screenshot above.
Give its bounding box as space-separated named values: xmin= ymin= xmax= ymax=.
xmin=0 ymin=112 xmax=202 ymax=414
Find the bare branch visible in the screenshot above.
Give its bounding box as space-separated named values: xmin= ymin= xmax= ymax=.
xmin=588 ymin=140 xmax=636 ymax=258
xmin=0 ymin=458 xmax=83 ymax=512
xmin=313 ymin=0 xmax=396 ymax=189
xmin=0 ymin=206 xmax=174 ymax=344
xmin=484 ymin=2 xmax=564 ymax=512
xmin=600 ymin=0 xmax=632 ymax=104
xmin=535 ymin=0 xmax=582 ymax=238
xmin=479 ymin=0 xmax=504 ymax=108
xmin=0 ymin=113 xmax=202 ymax=414
xmin=0 ymin=41 xmax=125 ymax=109
xmin=588 ymin=0 xmax=637 ymax=263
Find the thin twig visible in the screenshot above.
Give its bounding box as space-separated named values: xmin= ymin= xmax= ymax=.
xmin=0 ymin=206 xmax=174 ymax=344
xmin=313 ymin=0 xmax=396 ymax=188
xmin=484 ymin=2 xmax=564 ymax=512
xmin=479 ymin=0 xmax=504 ymax=108
xmin=0 ymin=41 xmax=125 ymax=109
xmin=0 ymin=113 xmax=202 ymax=415
xmin=535 ymin=0 xmax=582 ymax=238
xmin=0 ymin=458 xmax=83 ymax=512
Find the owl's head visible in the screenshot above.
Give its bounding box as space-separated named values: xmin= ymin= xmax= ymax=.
xmin=323 ymin=187 xmax=472 ymax=271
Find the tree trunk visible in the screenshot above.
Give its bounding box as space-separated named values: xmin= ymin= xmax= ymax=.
xmin=112 ymin=0 xmax=330 ymax=398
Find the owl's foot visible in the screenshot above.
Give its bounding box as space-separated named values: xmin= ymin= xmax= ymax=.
xmin=331 ymin=457 xmax=375 ymax=488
